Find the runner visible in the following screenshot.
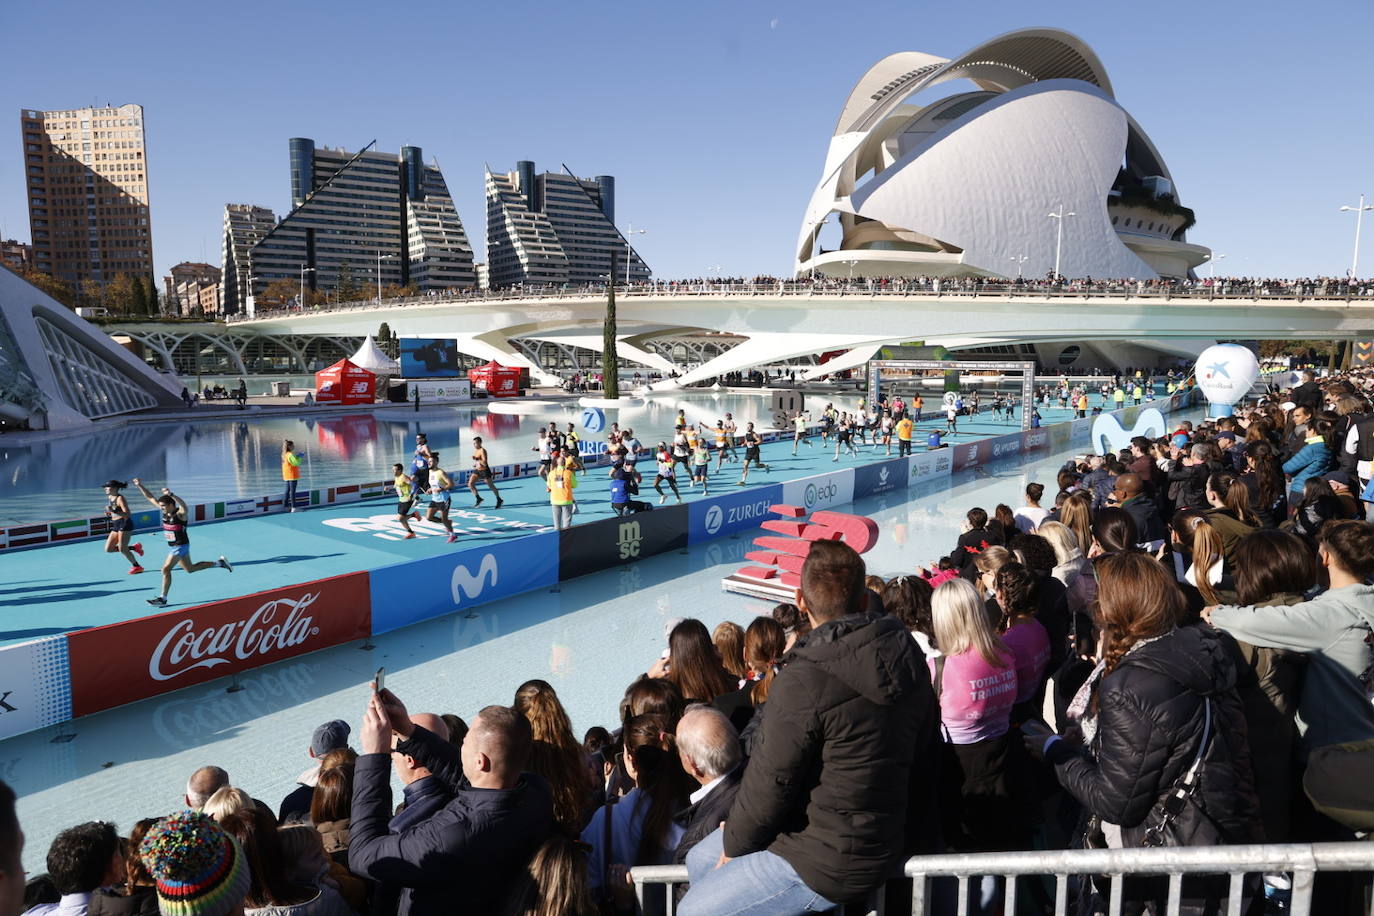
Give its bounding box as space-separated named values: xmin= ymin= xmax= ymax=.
xmin=820 ymin=404 xmax=835 ymax=445
xmin=691 ymin=438 xmax=711 ymax=493
xmin=738 ymin=422 xmax=768 ymax=485
xmin=564 ymin=423 xmax=581 ymax=458
xmin=672 ymin=425 xmax=691 ymax=467
xmin=654 ymin=441 xmax=682 ymax=504
xmin=895 ymin=413 xmax=914 ymax=456
xmin=425 ymin=453 xmax=458 ymax=543
xmin=712 ymin=420 xmax=731 ymax=471
xmin=391 ymin=463 xmax=419 ymax=539
xmin=467 ymin=436 xmax=503 ymax=508
xmin=622 ymin=427 xmax=642 ymax=462
xmin=101 ymin=479 xmax=143 ymax=574
xmin=792 ymin=410 xmax=812 ymax=454
xmin=561 ymin=447 xmax=585 ymax=515
xmin=834 ymin=414 xmax=857 ymax=461
xmin=880 ymin=411 xmax=894 ymax=454
xmin=547 ymin=456 xmax=577 ymax=530
xmin=131 ymin=478 xmax=231 ymax=607
xmin=411 ymin=433 xmax=433 ymax=502
xmin=533 ymin=429 xmax=553 ymax=479
xmin=945 ymin=399 xmax=959 ymax=435
xmin=721 ymin=413 xmax=740 ymax=463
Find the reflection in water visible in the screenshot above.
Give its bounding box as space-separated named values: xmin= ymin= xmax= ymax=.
xmin=0 ymin=392 xmax=847 ymax=524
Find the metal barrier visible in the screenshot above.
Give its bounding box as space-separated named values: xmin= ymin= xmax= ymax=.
xmin=630 ymin=842 xmax=1374 ymax=916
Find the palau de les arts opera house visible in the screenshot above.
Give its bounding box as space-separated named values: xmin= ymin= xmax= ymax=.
xmin=796 ymin=28 xmax=1211 ymax=282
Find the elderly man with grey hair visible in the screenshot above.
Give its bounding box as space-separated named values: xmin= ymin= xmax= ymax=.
xmin=672 ymin=704 xmax=744 ymax=869
xmin=183 ymin=765 xmax=229 ymax=809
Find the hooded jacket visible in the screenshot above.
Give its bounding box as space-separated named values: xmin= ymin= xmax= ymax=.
xmin=723 ymin=610 xmax=938 ymax=904
xmin=1048 ymin=625 xmax=1263 ymax=848
xmin=1209 ymin=584 xmax=1374 ymax=751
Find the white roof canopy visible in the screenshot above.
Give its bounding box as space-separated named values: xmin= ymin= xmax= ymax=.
xmin=349 ymin=335 xmax=401 ymax=375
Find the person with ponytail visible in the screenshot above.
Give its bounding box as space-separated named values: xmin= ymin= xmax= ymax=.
xmin=514 ymin=680 xmax=597 ymax=835
xmin=712 ymin=616 xmax=785 ymax=739
xmin=1241 ymin=440 xmax=1288 ymax=527
xmin=1203 ymin=471 xmax=1258 ymax=563
xmin=1168 ymin=509 xmax=1231 ymax=610
xmin=580 ymin=713 xmax=691 ymax=909
xmin=1023 ymin=552 xmax=1262 ymax=912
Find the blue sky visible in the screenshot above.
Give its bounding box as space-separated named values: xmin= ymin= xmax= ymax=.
xmin=2 ymin=0 xmax=1372 ymax=281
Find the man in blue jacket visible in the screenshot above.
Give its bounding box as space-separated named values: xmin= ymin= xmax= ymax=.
xmin=351 ymin=691 xmax=553 ymax=916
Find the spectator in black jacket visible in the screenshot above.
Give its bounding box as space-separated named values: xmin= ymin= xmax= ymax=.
xmin=672 ymin=706 xmax=743 ymax=871
xmin=279 ymin=720 xmax=353 ymax=824
xmin=1290 ymin=371 xmax=1323 ymax=412
xmin=351 ymin=692 xmax=554 ymax=916
xmin=679 ymin=540 xmax=938 ymax=914
xmin=952 ymin=507 xmax=998 ymax=574
xmin=1112 ymin=474 xmax=1165 ymax=545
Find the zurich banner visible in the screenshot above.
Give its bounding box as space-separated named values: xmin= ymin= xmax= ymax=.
xmin=369 ymin=532 xmax=560 ymax=634
xmin=688 ymin=484 xmax=783 ymax=545
xmin=853 ymin=458 xmax=907 ymax=500
xmin=781 ymin=468 xmax=856 ymax=515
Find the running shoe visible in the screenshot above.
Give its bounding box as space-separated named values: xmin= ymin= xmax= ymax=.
xmin=128 ymin=565 xmax=144 ymax=575
xmin=403 ymin=532 xmax=416 ymax=539
xmin=737 ymin=480 xmax=746 ymax=486
xmin=494 ymin=499 xmax=504 ymax=509
xmin=659 ymin=495 xmax=667 ymax=505
xmin=218 ymin=556 xmax=233 ymax=572
xmin=147 ymin=596 xmax=168 ymax=607
xmin=131 ymin=542 xmax=144 ymax=556
xmin=474 ymin=497 xmax=484 ymax=507
xmin=446 ymin=533 xmax=458 ymax=543
xmin=410 ymin=512 xmax=421 ymax=521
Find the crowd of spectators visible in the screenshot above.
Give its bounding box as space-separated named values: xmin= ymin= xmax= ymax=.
xmin=4 ymin=369 xmax=1374 ymax=916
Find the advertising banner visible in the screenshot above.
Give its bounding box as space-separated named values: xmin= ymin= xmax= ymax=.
xmin=369 ymin=531 xmax=560 ymax=634
xmin=406 ymin=380 xmax=472 ymax=402
xmin=0 ymin=636 xmax=72 ymax=741
xmin=559 ymin=504 xmax=689 ymax=581
xmin=781 ymin=468 xmax=856 ymax=515
xmin=468 ymin=362 xmax=523 ymax=398
xmin=907 ymin=448 xmax=953 ymax=485
xmin=951 ymin=439 xmax=992 ymax=472
xmin=67 ymin=572 xmax=372 ymax=717
xmin=688 ymin=485 xmax=783 ymax=545
xmin=853 ymin=458 xmax=907 ymax=500
xmin=315 ymin=359 xmax=376 ymax=405
xmin=1021 ymin=428 xmax=1051 ymax=453
xmin=1069 ymin=417 xmax=1093 ymax=447
xmin=399 ymin=338 xmax=462 ymax=378
xmin=986 ymin=432 xmax=1024 ymax=463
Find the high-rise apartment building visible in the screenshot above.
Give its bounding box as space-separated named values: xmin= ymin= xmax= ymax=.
xmin=19 ymin=104 xmax=153 ymax=286
xmin=163 ymin=262 xmax=221 ymax=317
xmin=485 ymin=161 xmax=649 ymax=289
xmin=249 ymin=139 xmax=475 ymax=302
xmin=0 ymin=239 xmax=32 ymax=273
xmin=220 ymin=203 xmax=276 ymax=316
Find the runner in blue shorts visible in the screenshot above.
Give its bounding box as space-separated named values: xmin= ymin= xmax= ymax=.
xmin=132 ymin=478 xmax=231 ymax=607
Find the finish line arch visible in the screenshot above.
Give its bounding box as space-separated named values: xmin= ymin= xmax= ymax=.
xmin=866 ymin=358 xmax=1036 ymax=431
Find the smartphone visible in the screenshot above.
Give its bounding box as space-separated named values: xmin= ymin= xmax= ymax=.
xmin=374 ymin=667 xmax=385 ymax=693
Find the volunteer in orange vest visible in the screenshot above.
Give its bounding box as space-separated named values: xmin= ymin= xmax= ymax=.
xmin=912 ymin=394 xmax=924 ymax=421
xmin=282 ymin=439 xmax=303 ymax=512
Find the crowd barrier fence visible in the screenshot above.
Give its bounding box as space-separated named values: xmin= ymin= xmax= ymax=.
xmin=0 ymin=391 xmax=1199 ymax=741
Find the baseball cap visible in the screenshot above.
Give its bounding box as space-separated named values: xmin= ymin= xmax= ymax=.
xmin=140 ymin=811 xmax=251 ymax=916
xmin=1322 ymin=470 xmax=1355 ymax=489
xmin=310 ymin=719 xmax=351 ymax=757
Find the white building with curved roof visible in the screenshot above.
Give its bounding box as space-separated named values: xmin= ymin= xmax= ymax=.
xmin=796 ymin=28 xmax=1210 ymax=281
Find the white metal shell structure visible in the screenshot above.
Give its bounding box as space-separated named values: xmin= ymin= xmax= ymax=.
xmin=796 ymin=28 xmax=1210 ymax=280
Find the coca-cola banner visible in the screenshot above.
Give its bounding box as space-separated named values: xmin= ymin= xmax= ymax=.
xmin=67 ymin=573 xmax=371 ymax=717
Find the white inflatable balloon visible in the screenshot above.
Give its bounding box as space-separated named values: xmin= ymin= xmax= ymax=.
xmin=1194 ymin=344 xmax=1260 ymax=417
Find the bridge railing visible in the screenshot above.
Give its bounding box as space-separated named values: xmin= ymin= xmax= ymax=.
xmin=629 ymin=841 xmax=1374 ymax=915
xmin=228 ymin=279 xmax=1374 ymax=322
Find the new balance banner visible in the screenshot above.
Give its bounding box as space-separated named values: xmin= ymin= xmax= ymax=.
xmin=951 ymin=439 xmax=993 ymax=472
xmin=67 ymin=572 xmax=372 ymax=717
xmin=559 ymin=504 xmax=689 ymax=581
xmin=853 ymin=458 xmax=907 ymax=499
xmin=369 ymin=531 xmax=560 ymax=634
xmin=689 ymin=485 xmax=783 ymax=545
xmin=0 ymin=636 xmax=72 ymax=741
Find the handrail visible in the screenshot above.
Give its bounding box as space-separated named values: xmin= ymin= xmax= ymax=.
xmin=629 ymin=841 xmax=1374 ymax=916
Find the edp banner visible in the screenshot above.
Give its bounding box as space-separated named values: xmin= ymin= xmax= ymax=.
xmin=781 ymin=468 xmax=856 ymax=514
xmin=369 ymin=531 xmax=560 ymax=634
xmin=559 ymin=504 xmax=689 ymax=580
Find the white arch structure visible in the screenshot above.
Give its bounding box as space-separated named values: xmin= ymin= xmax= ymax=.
xmin=795 ymin=28 xmax=1211 ymax=281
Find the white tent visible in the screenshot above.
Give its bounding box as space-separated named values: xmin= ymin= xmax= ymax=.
xmin=349 ymin=336 xmax=401 ymax=376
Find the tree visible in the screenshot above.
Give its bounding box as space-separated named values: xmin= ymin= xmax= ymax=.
xmin=377 ymin=322 xmax=400 ymax=359
xmin=334 ymin=264 xmax=361 ymax=302
xmin=145 ymin=277 xmax=161 ymax=317
xmin=105 ymin=273 xmax=137 ymax=315
xmin=259 ymin=279 xmax=299 ymax=307
xmin=19 ymin=270 xmax=77 ymax=308
xmin=603 ymin=250 xmax=619 ymax=399
xmin=130 ymin=275 xmax=149 ymax=316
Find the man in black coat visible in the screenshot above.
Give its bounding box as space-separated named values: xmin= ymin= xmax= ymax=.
xmin=1290 ymin=371 xmax=1323 ymax=412
xmin=673 ymin=705 xmax=743 ymax=867
xmin=1113 ymin=473 xmax=1165 ymax=545
xmin=679 ymin=540 xmax=939 ymax=914
xmin=952 ymin=506 xmax=998 ymax=574
xmin=351 ymin=693 xmax=553 ymax=916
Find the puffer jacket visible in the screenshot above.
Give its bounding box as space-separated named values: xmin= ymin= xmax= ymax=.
xmin=723 ymin=610 xmax=939 ymax=904
xmin=1283 ymin=436 xmax=1333 ymax=494
xmin=1048 ymin=624 xmax=1263 ymax=848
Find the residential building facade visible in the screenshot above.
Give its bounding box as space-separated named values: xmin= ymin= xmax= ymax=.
xmin=19 ymin=104 xmax=153 ymax=286
xmin=0 ymin=239 xmax=32 ymax=273
xmin=163 ymin=261 xmax=222 ymax=317
xmin=220 ymin=203 xmax=276 ymax=316
xmin=485 ymin=161 xmax=650 ymax=289
xmin=248 ymin=139 xmax=475 ymax=303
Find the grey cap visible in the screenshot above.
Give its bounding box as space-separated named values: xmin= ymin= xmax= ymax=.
xmin=311 ymin=719 xmax=351 ymax=757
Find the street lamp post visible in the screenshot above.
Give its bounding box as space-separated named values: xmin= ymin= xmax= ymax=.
xmin=1047 ymin=205 xmax=1076 ymax=280
xmin=1339 ymin=194 xmax=1374 ymax=278
xmin=298 ymin=265 xmax=316 ymax=309
xmin=1207 ymin=253 xmax=1227 ymax=278
xmin=624 ymin=224 xmax=647 ymax=285
xmin=1009 ymin=254 xmax=1028 ymax=279
xmin=376 ymin=252 xmax=397 ymax=303
xmin=708 ymin=264 xmax=722 ymax=291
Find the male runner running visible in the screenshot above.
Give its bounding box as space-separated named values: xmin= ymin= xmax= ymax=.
xmin=712 ymin=420 xmax=731 ymax=471
xmin=101 ymin=480 xmax=143 ymax=574
xmin=391 ymin=463 xmax=419 ymax=539
xmin=692 ymin=438 xmax=711 ymax=493
xmin=467 ymin=436 xmax=503 ymax=508
xmin=412 ymin=433 xmax=433 ymax=502
xmin=722 ymin=414 xmax=740 ymax=463
xmin=792 ymin=411 xmax=812 ymax=454
xmin=834 ymin=414 xmax=858 ymax=461
xmin=738 ymin=423 xmax=769 ymax=485
xmin=945 ymin=399 xmax=959 ymax=435
xmin=533 ymin=429 xmax=553 ymax=479
xmin=132 ymin=478 xmax=231 ymax=607
xmin=425 ymin=453 xmax=458 ymax=543
xmin=654 ymin=441 xmax=683 ymax=504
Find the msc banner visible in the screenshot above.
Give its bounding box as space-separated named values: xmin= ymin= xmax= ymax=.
xmin=853 ymin=458 xmax=907 ymax=500
xmin=689 ymin=485 xmax=783 ymax=545
xmin=559 ymin=504 xmax=689 ymax=581
xmin=0 ymin=636 xmax=72 ymax=741
xmin=781 ymin=468 xmax=856 ymax=515
xmin=67 ymin=572 xmax=372 ymax=717
xmin=369 ymin=531 xmax=560 ymax=634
